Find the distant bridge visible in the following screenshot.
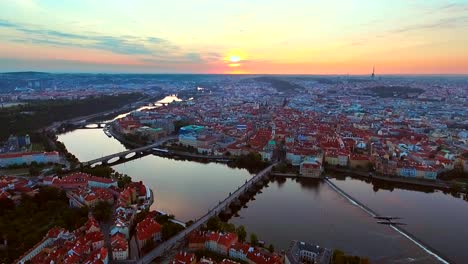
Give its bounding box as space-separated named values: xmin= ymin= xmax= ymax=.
xmin=137 ymin=163 xmax=277 ymax=264
xmin=79 ymin=122 xmax=110 ymax=129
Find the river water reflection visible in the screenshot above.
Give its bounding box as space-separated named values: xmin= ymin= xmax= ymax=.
xmin=57 ymin=128 xmax=253 ymax=221
xmin=57 ymin=128 xmax=467 ymax=263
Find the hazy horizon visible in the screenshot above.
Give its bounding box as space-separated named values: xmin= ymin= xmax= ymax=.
xmin=3 ymin=71 xmax=468 ymax=77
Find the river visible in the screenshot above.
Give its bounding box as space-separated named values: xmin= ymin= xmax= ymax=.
xmin=56 ymin=96 xmax=468 ymax=263
xmin=57 ymin=128 xmax=252 ymax=221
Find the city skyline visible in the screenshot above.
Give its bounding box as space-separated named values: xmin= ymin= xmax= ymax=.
xmin=1 ymin=0 xmax=468 ymax=74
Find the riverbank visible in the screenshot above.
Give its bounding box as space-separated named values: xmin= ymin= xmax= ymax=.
xmin=108 ymin=125 xmax=233 ymax=165
xmin=58 ymin=128 xmax=468 ymax=263
xmin=326 ymin=166 xmax=452 ymax=190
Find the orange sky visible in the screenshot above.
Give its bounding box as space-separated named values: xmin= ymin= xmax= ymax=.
xmin=1 ymin=0 xmax=467 ymax=74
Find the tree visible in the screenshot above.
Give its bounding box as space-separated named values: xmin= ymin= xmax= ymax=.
xmin=220 ymin=222 xmax=236 ymax=233
xmin=332 ymin=249 xmax=370 ymax=264
xmin=236 ymin=225 xmax=247 ymax=242
xmin=92 ymin=201 xmax=113 ymax=222
xmin=116 ymin=174 xmax=132 ymax=188
xmin=161 ymin=222 xmax=184 ymax=240
xmin=268 ymin=244 xmax=275 ymax=253
xmin=206 ymin=216 xmax=221 ymax=231
xmin=28 ymin=162 xmax=42 ymax=176
xmin=0 ymin=198 xmax=15 ymax=215
xmin=250 ymin=233 xmax=258 ymax=246
xmin=81 ymin=165 xmax=113 ymax=178
xmin=0 ymin=187 xmax=88 ymax=263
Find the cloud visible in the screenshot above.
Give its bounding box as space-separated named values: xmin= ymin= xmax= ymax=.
xmin=0 ymin=19 xmax=172 ymax=55
xmin=0 ymin=20 xmax=17 ymax=27
xmin=140 ymin=51 xmax=221 ymax=65
xmin=0 ymin=19 xmax=227 ymax=69
xmin=391 ymin=15 xmax=468 ymax=34
xmin=184 ymin=53 xmax=203 ymax=63
xmin=432 ymin=3 xmax=468 ymax=14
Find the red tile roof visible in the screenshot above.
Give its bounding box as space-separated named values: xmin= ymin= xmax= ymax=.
xmin=111 ymin=233 xmax=128 ymax=252
xmin=136 ymin=215 xmax=161 ymax=241
xmin=172 ymin=251 xmax=196 ymax=264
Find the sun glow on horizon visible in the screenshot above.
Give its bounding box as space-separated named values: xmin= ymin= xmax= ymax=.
xmin=0 ymin=1 xmax=467 ymax=74
xmin=224 ymin=50 xmax=247 ymax=70
xmin=229 ymin=55 xmax=241 ymax=63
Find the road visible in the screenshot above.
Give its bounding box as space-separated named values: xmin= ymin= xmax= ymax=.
xmin=137 ymin=163 xmax=276 ymax=264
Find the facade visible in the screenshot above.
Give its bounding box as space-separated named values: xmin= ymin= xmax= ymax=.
xmin=88 ymin=176 xmax=118 ymax=188
xmin=0 ymin=151 xmax=60 ymax=167
xmin=398 ymin=167 xmax=417 ymax=177
xmin=136 ymin=215 xmax=162 ymax=249
xmin=229 ymin=242 xmax=252 ymax=261
xmin=205 ymin=232 xmax=238 ymax=255
xmin=285 ymin=240 xmax=331 ymax=264
xmin=188 ymin=231 xmax=209 ymax=251
xmin=111 ymin=233 xmax=129 ymax=260
xmin=136 ymin=126 xmax=167 ymax=142
xmin=337 ymin=154 xmax=349 ymax=167
xmin=349 ymin=154 xmax=371 ymax=169
xmin=325 ymin=154 xmax=338 ymax=166
xmin=299 ymin=160 xmax=323 ymax=178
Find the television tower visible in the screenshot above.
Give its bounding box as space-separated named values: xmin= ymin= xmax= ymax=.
xmin=371 ymin=66 xmax=375 ymax=79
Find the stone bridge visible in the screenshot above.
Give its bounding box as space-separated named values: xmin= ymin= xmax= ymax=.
xmin=81 ymin=137 xmax=177 ymax=167
xmin=137 ymin=163 xmax=277 ymax=264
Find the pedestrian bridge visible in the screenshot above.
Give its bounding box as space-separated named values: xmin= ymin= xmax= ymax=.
xmin=137 ymin=163 xmax=277 ymax=264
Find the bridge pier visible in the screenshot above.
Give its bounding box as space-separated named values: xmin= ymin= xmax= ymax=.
xmin=255 ymin=181 xmax=264 ymax=187
xmin=239 ymin=192 xmax=250 ymax=202
xmin=246 ymin=186 xmax=257 ymax=195
xmin=229 ymin=199 xmax=242 ymax=209
xmin=219 ymin=207 xmax=232 ymax=217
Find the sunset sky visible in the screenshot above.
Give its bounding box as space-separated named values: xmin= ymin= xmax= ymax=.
xmin=1 ymin=0 xmax=467 ymax=74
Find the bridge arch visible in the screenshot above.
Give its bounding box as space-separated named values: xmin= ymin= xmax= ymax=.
xmin=124 ymin=152 xmax=137 ymax=159
xmin=90 ymin=161 xmax=103 ymax=168
xmin=107 ymin=156 xmax=120 ymax=164
xmin=84 ymin=123 xmax=99 ymax=129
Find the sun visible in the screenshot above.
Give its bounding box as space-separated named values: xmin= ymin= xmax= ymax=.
xmin=229 ymin=55 xmax=241 ymax=63
xmin=224 ymin=50 xmax=247 ymax=69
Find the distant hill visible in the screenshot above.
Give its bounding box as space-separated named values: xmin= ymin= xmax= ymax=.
xmin=254 ymin=76 xmax=304 ymax=93
xmin=2 ymin=71 xmax=49 ymax=75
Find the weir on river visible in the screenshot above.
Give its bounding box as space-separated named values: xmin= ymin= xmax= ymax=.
xmin=324 ymin=178 xmax=451 ymax=264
